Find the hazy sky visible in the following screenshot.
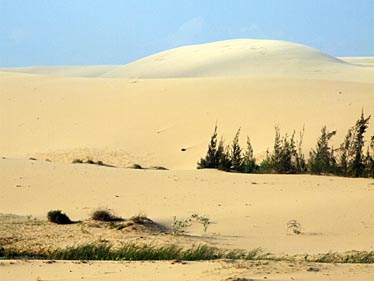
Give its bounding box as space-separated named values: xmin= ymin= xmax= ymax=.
xmin=1 ymin=0 xmax=373 ymax=67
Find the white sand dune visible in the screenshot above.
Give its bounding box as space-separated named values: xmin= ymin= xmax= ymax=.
xmin=1 ymin=39 xmax=374 ymax=82
xmin=339 ymin=56 xmax=374 ymax=67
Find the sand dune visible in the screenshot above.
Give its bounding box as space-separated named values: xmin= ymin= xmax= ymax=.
xmin=1 ymin=39 xmax=374 ymax=83
xmin=1 ymin=72 xmax=373 ymax=169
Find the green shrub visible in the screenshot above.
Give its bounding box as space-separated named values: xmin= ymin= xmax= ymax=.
xmin=308 ymin=126 xmax=337 ymax=175
xmin=47 ymin=210 xmax=72 ymax=224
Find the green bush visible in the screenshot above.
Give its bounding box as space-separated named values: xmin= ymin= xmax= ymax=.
xmin=308 ymin=126 xmax=337 ymax=175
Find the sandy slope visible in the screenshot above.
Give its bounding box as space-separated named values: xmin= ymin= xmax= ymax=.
xmin=1 ymin=73 xmax=374 ymax=169
xmin=340 ymin=57 xmax=374 ymax=67
xmin=2 ymin=158 xmax=374 ymax=255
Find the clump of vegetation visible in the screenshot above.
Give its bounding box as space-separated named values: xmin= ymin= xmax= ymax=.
xmin=72 ymin=158 xmax=112 ymax=167
xmin=261 ymin=126 xmax=306 ymax=174
xmin=308 ymin=126 xmax=337 ymax=175
xmin=172 ymin=216 xmax=192 ymax=235
xmin=150 ymin=166 xmax=168 ymax=170
xmin=172 ymin=214 xmax=211 ymax=235
xmin=129 ymin=163 xmax=144 ymax=169
xmin=3 ymin=242 xmax=267 ymax=261
xmin=286 ymin=220 xmax=302 ymax=235
xmin=91 ymin=209 xmax=122 ymax=222
xmin=197 ymin=112 xmax=374 ymax=178
xmin=338 ymin=112 xmax=371 ymax=177
xmin=47 ymin=210 xmax=72 ymax=224
xmin=310 ymin=251 xmax=374 ymax=264
xmin=191 ymin=213 xmax=211 ymax=233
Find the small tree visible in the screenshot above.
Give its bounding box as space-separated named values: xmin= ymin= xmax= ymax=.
xmin=271 ymin=126 xmax=282 ymax=173
xmin=230 ymin=128 xmax=244 ymax=172
xmin=308 ymin=126 xmax=336 ymax=175
xmin=363 ymin=136 xmax=374 ymax=178
xmin=267 ymin=127 xmax=297 ymax=174
xmin=295 ymin=127 xmax=307 ymax=173
xmin=351 ymin=112 xmax=370 ymax=177
xmin=338 ymin=112 xmax=371 ymax=177
xmin=243 ymin=136 xmax=257 ymax=173
xmin=339 ymin=127 xmax=354 ymax=176
xmin=197 ymin=125 xmax=219 ymax=169
xmin=217 ymin=138 xmax=231 ymax=171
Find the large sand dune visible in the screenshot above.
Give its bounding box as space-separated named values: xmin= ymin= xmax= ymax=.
xmin=1 ymin=39 xmax=374 ymax=82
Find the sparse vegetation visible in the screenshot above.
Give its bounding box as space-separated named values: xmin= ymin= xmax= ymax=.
xmin=129 ymin=163 xmax=144 ymax=169
xmin=72 ymin=158 xmax=113 ymax=167
xmin=172 ymin=214 xmax=211 ymax=235
xmin=3 ymin=241 xmax=374 ymax=264
xmin=2 ymin=242 xmax=266 ymax=261
xmin=47 ymin=210 xmax=72 ymax=224
xmin=310 ymin=251 xmax=374 ymax=264
xmin=172 ymin=216 xmax=192 ymax=235
xmin=91 ymin=209 xmax=122 ymax=222
xmin=191 ymin=213 xmax=211 ymax=233
xmin=287 ymin=220 xmax=302 ymax=235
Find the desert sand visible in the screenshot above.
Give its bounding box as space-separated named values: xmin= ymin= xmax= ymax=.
xmin=1 ymin=39 xmax=374 ymax=280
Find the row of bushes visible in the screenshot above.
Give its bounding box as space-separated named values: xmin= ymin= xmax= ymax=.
xmin=197 ymin=112 xmax=374 ymax=178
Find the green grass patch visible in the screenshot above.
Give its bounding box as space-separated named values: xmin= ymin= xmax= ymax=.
xmin=310 ymin=251 xmax=374 ymax=264
xmin=1 ymin=243 xmax=373 ymax=264
xmin=1 ymin=243 xmax=266 ymax=261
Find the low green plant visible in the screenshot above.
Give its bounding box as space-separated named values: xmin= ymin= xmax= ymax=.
xmin=191 ymin=213 xmax=210 ymax=233
xmin=46 ymin=243 xmax=263 ymax=261
xmin=310 ymin=251 xmax=374 ymax=263
xmin=172 ymin=216 xmax=192 ymax=235
xmin=172 ymin=214 xmax=211 ymax=235
xmin=287 ymin=220 xmax=302 ymax=235
xmin=47 ymin=210 xmax=72 ymax=224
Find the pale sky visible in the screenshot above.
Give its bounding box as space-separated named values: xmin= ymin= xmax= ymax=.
xmin=1 ymin=0 xmax=373 ymax=67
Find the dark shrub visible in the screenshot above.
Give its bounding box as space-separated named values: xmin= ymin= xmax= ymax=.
xmin=91 ymin=209 xmax=122 ymax=222
xmin=47 ymin=210 xmax=72 ymax=224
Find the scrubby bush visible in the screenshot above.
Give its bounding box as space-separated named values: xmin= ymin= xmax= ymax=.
xmin=243 ymin=136 xmax=258 ymax=173
xmin=308 ymin=126 xmax=337 ymax=175
xmin=338 ymin=112 xmax=371 ymax=177
xmin=91 ymin=209 xmax=122 ymax=222
xmin=197 ymin=124 xmax=220 ymax=169
xmin=230 ymin=128 xmax=244 ymax=172
xmin=47 ymin=210 xmax=72 ymax=224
